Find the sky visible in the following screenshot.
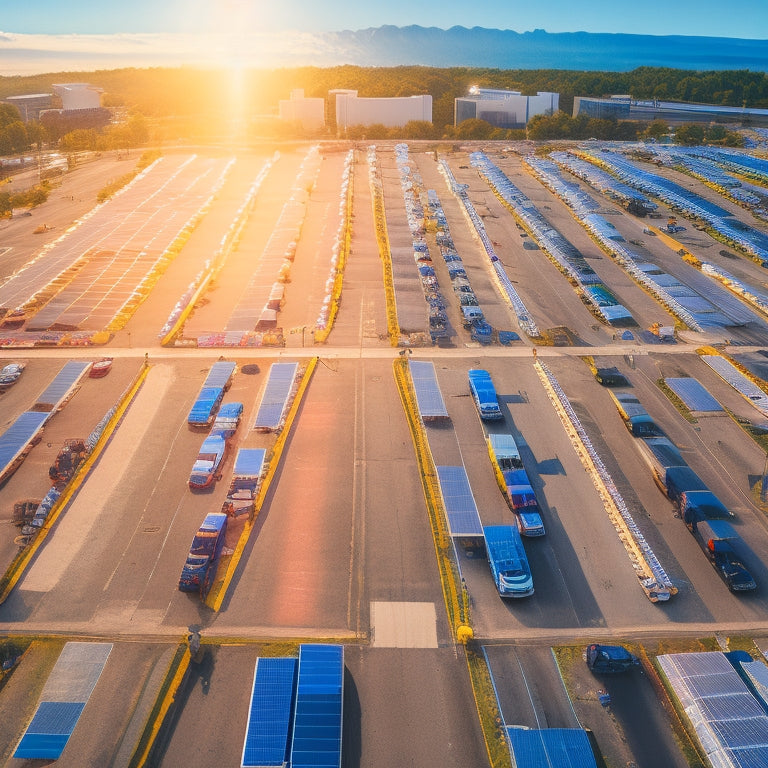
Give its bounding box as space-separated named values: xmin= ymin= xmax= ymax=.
xmin=3 ymin=0 xmax=767 ymax=38
xmin=0 ymin=0 xmax=766 ymax=75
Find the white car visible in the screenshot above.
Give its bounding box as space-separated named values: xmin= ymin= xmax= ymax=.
xmin=0 ymin=362 xmax=26 ymax=389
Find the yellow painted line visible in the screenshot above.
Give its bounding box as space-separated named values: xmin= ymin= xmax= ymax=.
xmin=131 ymin=644 xmax=190 ymax=768
xmin=209 ymin=357 xmax=319 ymax=611
xmin=0 ymin=362 xmax=151 ymax=604
xmin=369 ymin=152 xmax=401 ymax=345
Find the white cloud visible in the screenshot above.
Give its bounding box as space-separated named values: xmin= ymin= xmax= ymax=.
xmin=0 ymin=30 xmax=352 ymax=74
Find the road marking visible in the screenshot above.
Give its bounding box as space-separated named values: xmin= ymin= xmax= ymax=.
xmin=370 ymin=601 xmax=438 ymax=648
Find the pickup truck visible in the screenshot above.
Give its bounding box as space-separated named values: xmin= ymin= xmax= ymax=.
xmin=188 ymin=435 xmax=227 ymax=490
xmin=584 ymin=644 xmax=640 ymax=673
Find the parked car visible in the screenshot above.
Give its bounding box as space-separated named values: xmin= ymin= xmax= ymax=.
xmin=0 ymin=362 xmax=26 ymax=389
xmin=584 ymin=644 xmax=640 ymax=673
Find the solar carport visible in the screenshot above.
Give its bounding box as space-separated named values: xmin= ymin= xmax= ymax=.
xmin=241 ymin=644 xmax=343 ymax=768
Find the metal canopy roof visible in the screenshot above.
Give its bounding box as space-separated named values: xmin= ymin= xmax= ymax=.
xmin=665 ymin=377 xmax=722 ymax=412
xmin=14 ymin=642 xmax=112 ymax=760
xmin=506 ymin=727 xmax=598 ymax=768
xmin=253 ymin=363 xmax=298 ymax=431
xmin=436 ymin=465 xmax=484 ymax=537
xmin=241 ymin=657 xmax=297 ymax=768
xmin=290 ymin=644 xmax=343 ymax=768
xmin=409 ymin=360 xmax=449 ymax=419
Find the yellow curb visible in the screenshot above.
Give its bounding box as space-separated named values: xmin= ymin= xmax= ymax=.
xmin=208 ymin=357 xmax=319 ymax=611
xmin=0 ymin=362 xmax=151 ymax=605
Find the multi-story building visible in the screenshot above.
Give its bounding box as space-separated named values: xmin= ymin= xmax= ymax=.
xmin=278 ymin=89 xmax=325 ymax=131
xmin=331 ymin=90 xmax=432 ymax=133
xmin=454 ymin=88 xmax=559 ymax=129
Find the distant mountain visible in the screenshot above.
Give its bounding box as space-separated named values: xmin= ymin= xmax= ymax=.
xmin=320 ymin=26 xmax=768 ymax=71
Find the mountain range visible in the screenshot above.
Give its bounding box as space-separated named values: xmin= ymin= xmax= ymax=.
xmin=324 ymin=26 xmax=768 ymax=71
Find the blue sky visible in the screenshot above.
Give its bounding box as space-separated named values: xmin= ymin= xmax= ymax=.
xmin=2 ymin=0 xmax=767 ymax=38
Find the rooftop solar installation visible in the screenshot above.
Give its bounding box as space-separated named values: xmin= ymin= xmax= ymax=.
xmin=658 ymin=652 xmax=768 ymax=768
xmin=290 ymin=644 xmax=343 ymax=768
xmin=14 ymin=642 xmax=112 ymax=760
xmin=0 ymin=410 xmax=49 ymax=480
xmin=665 ymin=377 xmax=723 ymax=412
xmin=34 ymin=360 xmax=91 ymax=410
xmin=409 ymin=360 xmax=449 ymax=419
xmin=506 ymin=728 xmax=598 ymax=768
xmin=436 ymin=465 xmax=484 ymax=537
xmin=253 ymin=363 xmax=299 ymax=431
xmin=241 ymin=657 xmax=297 ymax=768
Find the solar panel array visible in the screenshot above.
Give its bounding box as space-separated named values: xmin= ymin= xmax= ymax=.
xmin=0 ymin=411 xmax=48 ymax=480
xmin=226 ymin=147 xmax=321 ymax=332
xmin=702 ymin=355 xmax=768 ymax=417
xmin=15 ymin=642 xmax=112 ymax=760
xmin=0 ymin=361 xmax=90 ymax=482
xmin=35 ymin=360 xmax=91 ymax=409
xmin=234 ymin=448 xmax=266 ymax=479
xmin=290 ymin=644 xmax=344 ymax=768
xmin=253 ymin=363 xmax=299 ymax=431
xmin=241 ymin=657 xmax=297 ymax=768
xmin=436 ymin=465 xmax=484 ymax=537
xmin=1 ymin=156 xmax=232 ymax=333
xmin=665 ymin=378 xmax=723 ymax=412
xmin=658 ymin=652 xmax=768 ymax=768
xmin=506 ymin=727 xmax=598 ymax=768
xmin=409 ymin=360 xmax=449 ymax=419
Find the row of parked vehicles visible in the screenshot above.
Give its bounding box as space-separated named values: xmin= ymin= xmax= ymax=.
xmin=468 ymin=369 xmax=545 ymax=598
xmin=606 ymin=372 xmax=757 ymax=593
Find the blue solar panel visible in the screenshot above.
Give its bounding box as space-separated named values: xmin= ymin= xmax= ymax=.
xmin=436 ymin=466 xmax=484 ymax=537
xmin=14 ymin=701 xmax=85 ymax=759
xmin=241 ymin=657 xmax=297 ymax=768
xmin=0 ymin=410 xmax=48 ymax=477
xmin=290 ymin=645 xmax=343 ymax=768
xmin=506 ymin=728 xmax=598 ymax=768
xmin=409 ymin=360 xmax=449 ymax=419
xmin=35 ymin=360 xmax=91 ymax=409
xmin=234 ymin=448 xmax=266 ymax=478
xmin=665 ymin=378 xmax=722 ymax=412
xmin=254 ymin=363 xmax=298 ymax=431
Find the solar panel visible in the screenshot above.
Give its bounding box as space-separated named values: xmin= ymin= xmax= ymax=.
xmin=0 ymin=410 xmax=49 ymax=479
xmin=234 ymin=448 xmax=266 ymax=478
xmin=665 ymin=378 xmax=722 ymax=412
xmin=35 ymin=360 xmax=91 ymax=410
xmin=253 ymin=363 xmax=299 ymax=431
xmin=659 ymin=652 xmax=768 ymax=766
xmin=204 ymin=361 xmax=236 ymax=388
xmin=290 ymin=645 xmax=343 ymax=768
xmin=409 ymin=360 xmax=449 ymax=420
xmin=241 ymin=657 xmax=297 ymax=768
xmin=436 ymin=466 xmax=484 ymax=537
xmin=506 ymin=727 xmax=598 ymax=768
xmin=14 ymin=642 xmax=111 ymax=760
xmin=702 ymin=355 xmax=768 ymax=416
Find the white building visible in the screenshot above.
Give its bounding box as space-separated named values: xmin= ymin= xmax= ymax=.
xmin=332 ymin=90 xmax=432 ymax=133
xmin=279 ymin=89 xmax=325 ymax=131
xmin=455 ymin=88 xmax=559 ymax=128
xmin=51 ymin=83 xmax=103 ymax=111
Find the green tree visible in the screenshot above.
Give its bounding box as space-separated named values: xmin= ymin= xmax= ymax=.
xmin=674 ymin=123 xmax=706 ymax=145
xmin=454 ymin=118 xmax=496 ymax=139
xmin=642 ymin=119 xmax=669 ymax=140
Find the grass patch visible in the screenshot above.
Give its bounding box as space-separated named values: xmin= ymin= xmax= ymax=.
xmin=466 ymin=645 xmax=512 ymax=768
xmin=656 ymin=378 xmax=698 ymax=423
